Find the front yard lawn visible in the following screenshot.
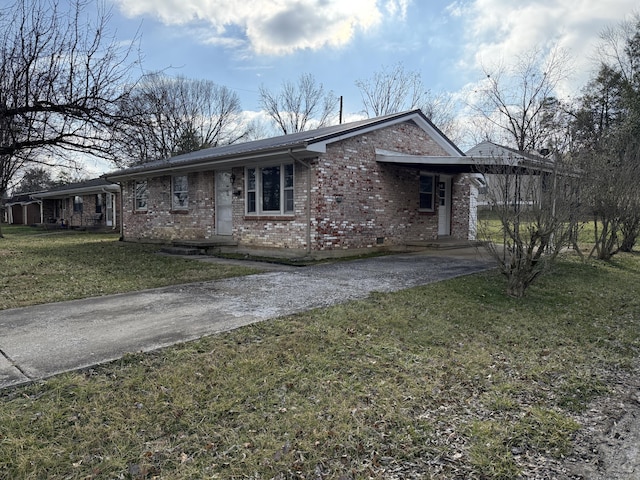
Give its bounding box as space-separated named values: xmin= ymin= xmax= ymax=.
xmin=0 ymin=226 xmax=259 ymax=310
xmin=0 ymin=230 xmax=638 ymax=478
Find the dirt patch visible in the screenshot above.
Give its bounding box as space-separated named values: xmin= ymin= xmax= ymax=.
xmin=476 ymin=366 xmax=640 ymax=479
xmin=558 ymin=367 xmax=640 ymax=480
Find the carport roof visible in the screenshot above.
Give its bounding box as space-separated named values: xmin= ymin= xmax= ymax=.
xmin=376 ymin=140 xmax=557 ymax=174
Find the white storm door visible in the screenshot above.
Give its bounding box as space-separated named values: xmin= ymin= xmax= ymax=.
xmin=216 ymin=170 xmax=233 ymax=235
xmin=105 ymin=193 xmax=114 ymax=227
xmin=438 ymin=176 xmax=451 ymax=236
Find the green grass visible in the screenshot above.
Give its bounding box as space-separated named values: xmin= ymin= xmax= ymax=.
xmin=477 ymin=210 xmax=598 ymax=248
xmin=0 ymin=225 xmax=259 ymax=309
xmin=1 ymin=243 xmax=639 ymax=478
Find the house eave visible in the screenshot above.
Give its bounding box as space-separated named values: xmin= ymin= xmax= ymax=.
xmin=106 ymin=146 xmax=313 ymax=181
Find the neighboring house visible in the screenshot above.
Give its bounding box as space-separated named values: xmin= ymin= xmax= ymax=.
xmin=31 ymin=178 xmax=121 ymax=229
xmin=465 ymin=141 xmax=556 ymax=209
xmin=3 ymin=192 xmax=44 ymax=225
xmin=4 ymin=178 xmax=120 ymax=228
xmin=106 ymin=110 xmax=491 ymax=258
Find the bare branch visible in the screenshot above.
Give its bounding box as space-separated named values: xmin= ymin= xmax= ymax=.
xmin=259 ymin=73 xmax=338 ymax=134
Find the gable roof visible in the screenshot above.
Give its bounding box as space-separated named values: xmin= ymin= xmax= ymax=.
xmin=106 ymin=110 xmax=464 ymax=181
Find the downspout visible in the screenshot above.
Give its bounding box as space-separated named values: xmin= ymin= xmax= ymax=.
xmin=288 ymin=150 xmax=312 ymax=255
xmin=117 ymin=182 xmax=124 ymax=240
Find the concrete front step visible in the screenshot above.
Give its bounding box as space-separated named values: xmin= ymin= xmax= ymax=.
xmin=161 ymin=237 xmax=239 ymax=256
xmin=159 ymin=246 xmax=203 ymax=255
xmin=172 ymin=237 xmax=238 ymax=248
xmin=406 ymin=239 xmax=481 ymax=249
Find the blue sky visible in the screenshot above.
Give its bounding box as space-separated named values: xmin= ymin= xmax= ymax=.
xmin=108 ymin=0 xmax=467 ymax=116
xmin=81 ymin=0 xmax=638 ymax=174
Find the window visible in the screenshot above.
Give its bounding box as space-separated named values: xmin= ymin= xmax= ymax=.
xmin=54 ymin=199 xmax=63 ymax=218
xmin=438 ymin=181 xmax=446 ymax=206
xmin=172 ymin=175 xmax=189 ymax=210
xmin=245 ymin=163 xmax=294 ymax=215
xmin=73 ymin=196 xmax=83 ymax=213
xmin=134 ymin=180 xmax=148 ymax=211
xmin=419 ymin=173 xmax=435 ymax=211
xmin=247 ymin=168 xmax=256 ymax=213
xmin=284 ymin=164 xmax=294 ymax=212
xmin=95 ymin=194 xmax=103 ymax=214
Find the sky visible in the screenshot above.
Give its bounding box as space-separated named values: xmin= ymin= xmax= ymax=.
xmin=83 ymin=0 xmax=638 ymax=174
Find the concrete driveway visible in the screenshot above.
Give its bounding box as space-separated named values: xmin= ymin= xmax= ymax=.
xmin=0 ymin=248 xmax=493 ymax=389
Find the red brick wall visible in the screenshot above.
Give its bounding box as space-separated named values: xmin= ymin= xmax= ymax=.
xmin=122 ymin=172 xmax=214 ymax=241
xmin=307 ymin=121 xmax=449 ymax=251
xmin=451 ymin=175 xmax=473 ymax=240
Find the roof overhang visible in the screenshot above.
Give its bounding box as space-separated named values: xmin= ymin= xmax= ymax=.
xmin=33 ymin=183 xmax=120 ymax=199
xmin=105 ymin=146 xmax=313 ymax=182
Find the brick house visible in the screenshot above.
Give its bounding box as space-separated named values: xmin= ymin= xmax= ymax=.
xmin=32 ymin=178 xmax=121 ymax=229
xmin=106 ymin=110 xmax=482 ymax=258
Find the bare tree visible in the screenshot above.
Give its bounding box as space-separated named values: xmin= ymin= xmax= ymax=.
xmin=355 ymin=63 xmax=459 ymax=138
xmin=259 ymin=73 xmax=338 ymax=134
xmin=468 ymin=47 xmax=572 ymax=152
xmin=356 ymin=63 xmax=426 ymax=117
xmin=570 ymin=14 xmax=640 ymax=258
xmin=477 ymin=158 xmax=579 ymax=297
xmin=115 ymin=73 xmax=249 ymax=165
xmin=0 ymin=0 xmax=138 ymax=236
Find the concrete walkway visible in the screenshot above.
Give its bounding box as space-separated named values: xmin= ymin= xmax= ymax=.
xmin=0 ymin=248 xmax=493 ymax=389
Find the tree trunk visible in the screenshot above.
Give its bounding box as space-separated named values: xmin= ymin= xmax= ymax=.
xmin=506 ymin=275 xmax=527 ymax=298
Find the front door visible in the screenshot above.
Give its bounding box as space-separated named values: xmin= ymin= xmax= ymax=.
xmin=215 ymin=170 xmax=233 ymax=235
xmin=438 ymin=176 xmax=451 ymax=236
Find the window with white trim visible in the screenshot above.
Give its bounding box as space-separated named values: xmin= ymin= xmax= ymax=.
xmin=245 ymin=163 xmax=294 ymax=214
xmin=134 ymin=180 xmax=148 ymax=211
xmin=419 ymin=173 xmax=435 ymax=211
xmin=172 ymin=175 xmax=188 ymax=210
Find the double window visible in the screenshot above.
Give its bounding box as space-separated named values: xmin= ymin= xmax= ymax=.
xmin=172 ymin=175 xmax=189 ymax=210
xmin=419 ymin=173 xmax=435 ymax=211
xmin=134 ymin=180 xmax=148 ymax=211
xmin=246 ymin=163 xmax=294 ymax=215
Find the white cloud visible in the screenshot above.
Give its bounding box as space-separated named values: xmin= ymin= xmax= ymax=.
xmin=452 ymin=0 xmax=639 ymax=95
xmin=385 ymin=0 xmax=410 ymax=19
xmin=114 ymin=0 xmax=404 ymax=55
